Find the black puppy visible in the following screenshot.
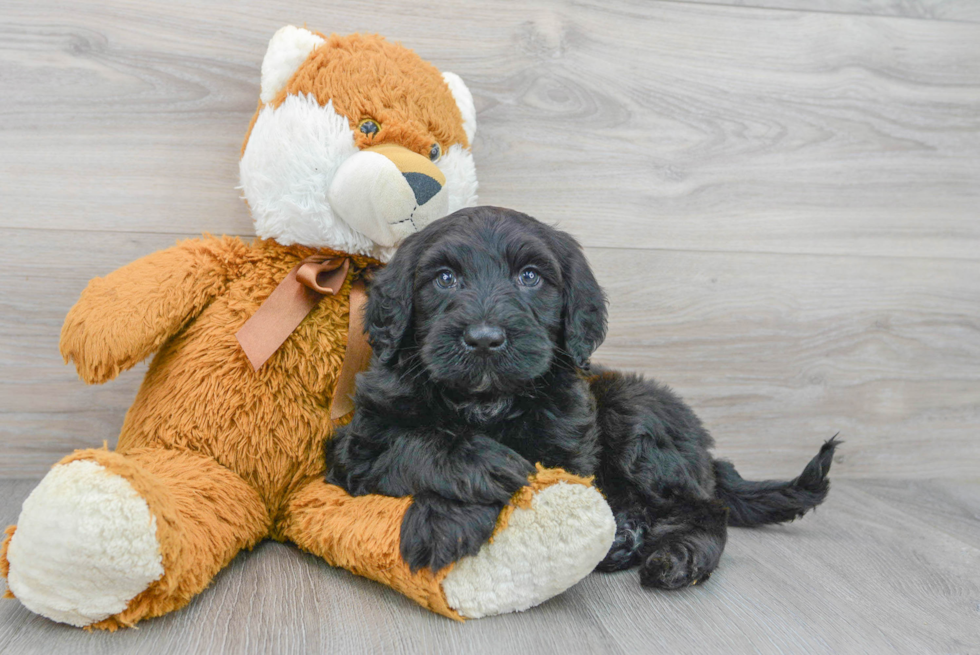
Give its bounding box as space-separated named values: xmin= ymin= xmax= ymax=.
xmin=327 ymin=206 xmax=837 ymax=588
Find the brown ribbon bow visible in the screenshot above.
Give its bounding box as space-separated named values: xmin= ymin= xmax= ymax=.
xmin=235 ymin=256 xmax=372 ymax=420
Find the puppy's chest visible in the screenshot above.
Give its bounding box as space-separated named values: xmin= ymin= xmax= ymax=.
xmin=459 ymin=397 xmax=599 ymax=475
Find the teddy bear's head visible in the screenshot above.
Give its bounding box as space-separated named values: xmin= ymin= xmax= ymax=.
xmin=239 ymin=27 xmax=478 ymax=260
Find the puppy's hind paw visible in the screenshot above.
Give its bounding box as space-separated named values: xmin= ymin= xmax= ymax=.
xmin=596 ymin=511 xmax=645 ymax=572
xmin=640 ymin=541 xmax=715 ymax=589
xmin=639 ymin=500 xmax=728 ymax=590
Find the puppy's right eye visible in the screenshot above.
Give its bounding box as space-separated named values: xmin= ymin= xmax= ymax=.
xmin=434 ymin=269 xmax=458 ymax=289
xmin=518 ymin=267 xmax=542 ymax=287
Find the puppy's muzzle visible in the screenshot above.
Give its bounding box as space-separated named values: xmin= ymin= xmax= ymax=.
xmin=462 ymin=323 xmax=507 ymax=353
xmin=328 ymin=143 xmax=449 ymax=248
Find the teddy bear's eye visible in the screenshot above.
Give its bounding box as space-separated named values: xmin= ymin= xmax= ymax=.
xmin=429 ymin=143 xmax=442 ymax=162
xmin=358 ymin=119 xmax=380 ymax=137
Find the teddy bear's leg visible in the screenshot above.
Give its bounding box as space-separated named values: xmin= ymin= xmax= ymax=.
xmin=280 ymin=466 xmax=616 ymax=619
xmin=1 ymin=447 xmax=269 ymax=630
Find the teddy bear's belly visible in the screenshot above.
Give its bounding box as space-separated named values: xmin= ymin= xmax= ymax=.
xmin=116 ymin=292 xmax=348 ymax=513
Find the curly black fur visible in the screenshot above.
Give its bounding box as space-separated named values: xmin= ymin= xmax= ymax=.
xmin=326 ymin=206 xmax=838 ymax=585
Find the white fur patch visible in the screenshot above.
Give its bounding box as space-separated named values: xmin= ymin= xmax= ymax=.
xmin=438 ymin=144 xmax=479 ymax=213
xmin=6 ymin=461 xmax=164 ymax=627
xmin=328 ymin=150 xmax=449 ymax=247
xmin=239 ymin=94 xmax=386 ymax=258
xmin=260 ymin=26 xmax=325 ymax=104
xmin=442 ymin=72 xmax=477 ymax=145
xmin=240 ymin=93 xmax=480 ymax=261
xmin=442 ymin=482 xmax=616 ymax=619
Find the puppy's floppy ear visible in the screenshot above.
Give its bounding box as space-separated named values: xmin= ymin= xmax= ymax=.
xmin=554 ymin=231 xmax=608 ymax=368
xmin=365 ymin=233 xmax=423 ymax=364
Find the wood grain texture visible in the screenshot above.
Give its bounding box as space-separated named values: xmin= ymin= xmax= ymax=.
xmin=3 ymin=231 xmax=978 ymax=478
xmin=675 ymin=0 xmax=980 ymax=24
xmin=0 ymin=1 xmax=978 ymax=259
xmin=1 ymin=477 xmax=978 ymax=654
xmin=1 ymin=0 xmax=979 ymax=648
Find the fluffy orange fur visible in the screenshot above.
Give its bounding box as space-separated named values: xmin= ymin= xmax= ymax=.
xmin=0 ymin=32 xmax=595 ymax=628
xmin=243 ymin=33 xmax=468 ymax=157
xmin=0 ymin=234 xmax=594 ymax=627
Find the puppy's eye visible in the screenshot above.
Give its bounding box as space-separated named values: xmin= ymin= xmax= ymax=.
xmin=358 ymin=119 xmax=380 ymax=137
xmin=429 ymin=143 xmax=442 ymax=162
xmin=518 ymin=267 xmax=542 ymax=287
xmin=434 ymin=269 xmax=458 ymax=289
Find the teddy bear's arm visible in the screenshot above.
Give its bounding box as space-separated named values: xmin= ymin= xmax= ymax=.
xmin=60 ymin=236 xmax=248 ymax=384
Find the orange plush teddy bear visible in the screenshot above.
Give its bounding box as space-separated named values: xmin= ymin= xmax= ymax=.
xmin=1 ymin=26 xmax=615 ymax=629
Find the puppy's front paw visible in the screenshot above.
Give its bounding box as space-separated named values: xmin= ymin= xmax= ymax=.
xmin=400 ymin=493 xmax=500 ymax=573
xmin=468 ymin=437 xmax=536 ymax=503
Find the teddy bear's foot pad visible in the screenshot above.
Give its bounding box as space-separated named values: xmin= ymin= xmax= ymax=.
xmin=441 ymin=481 xmax=616 ymax=618
xmin=5 ymin=460 xmax=164 ymax=627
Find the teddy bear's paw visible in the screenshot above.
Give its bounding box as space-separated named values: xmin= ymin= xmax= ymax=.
xmin=441 ymin=481 xmax=615 ymax=618
xmin=5 ymin=460 xmax=164 ymax=627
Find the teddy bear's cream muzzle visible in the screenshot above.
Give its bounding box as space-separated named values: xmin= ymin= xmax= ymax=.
xmin=329 ymin=143 xmax=450 ymax=247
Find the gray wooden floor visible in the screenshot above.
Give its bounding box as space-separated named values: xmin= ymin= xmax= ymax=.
xmin=1 ymin=0 xmax=978 ymax=653
xmin=0 ymin=478 xmax=977 ymax=654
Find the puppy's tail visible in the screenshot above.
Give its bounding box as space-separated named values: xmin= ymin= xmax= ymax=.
xmin=713 ymin=437 xmax=840 ymax=528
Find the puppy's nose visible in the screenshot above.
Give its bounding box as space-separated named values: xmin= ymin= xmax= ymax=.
xmin=463 ymin=324 xmax=506 ymax=352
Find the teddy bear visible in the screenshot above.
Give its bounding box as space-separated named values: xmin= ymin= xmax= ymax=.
xmin=0 ymin=26 xmax=616 ymax=629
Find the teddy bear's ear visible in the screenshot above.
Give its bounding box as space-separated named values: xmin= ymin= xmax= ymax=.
xmin=442 ymin=72 xmax=477 ymax=145
xmin=260 ymin=26 xmax=325 ymax=104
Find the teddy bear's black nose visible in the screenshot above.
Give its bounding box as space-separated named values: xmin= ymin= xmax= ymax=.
xmin=403 ymin=172 xmax=442 ymax=206
xmin=463 ymin=324 xmax=507 ymax=352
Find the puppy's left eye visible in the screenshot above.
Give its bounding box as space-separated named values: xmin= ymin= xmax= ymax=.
xmin=429 ymin=143 xmax=442 ymax=162
xmin=435 ymin=269 xmax=458 ymax=289
xmin=517 ymin=267 xmax=542 ymax=287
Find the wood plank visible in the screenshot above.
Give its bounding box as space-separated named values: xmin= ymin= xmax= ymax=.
xmin=1 ymin=478 xmax=977 ymax=654
xmin=674 ymin=0 xmax=980 ymax=24
xmin=591 ymin=247 xmax=980 ymax=479
xmin=0 ymin=2 xmax=978 ymax=259
xmin=2 ymin=231 xmax=977 ymax=479
xmin=0 ymin=0 xmax=976 ymax=652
